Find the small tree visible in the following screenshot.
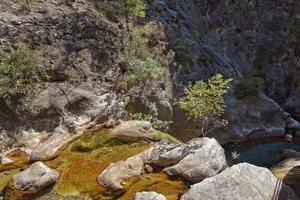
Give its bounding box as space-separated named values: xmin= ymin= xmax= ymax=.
xmin=178 ymin=73 xmax=232 ymax=136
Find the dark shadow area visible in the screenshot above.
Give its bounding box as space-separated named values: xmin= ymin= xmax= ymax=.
xmin=282 ymin=165 xmax=300 ymax=198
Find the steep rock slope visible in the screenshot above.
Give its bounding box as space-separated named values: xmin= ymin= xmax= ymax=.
xmin=145 ymin=0 xmax=300 ymax=141
xmin=0 ymin=0 xmax=126 ymax=155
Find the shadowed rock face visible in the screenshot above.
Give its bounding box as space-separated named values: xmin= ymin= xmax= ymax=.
xmin=181 ymin=163 xmax=299 ymax=200
xmin=0 ymin=0 xmax=299 ymax=151
xmin=272 ymin=158 xmax=300 ymax=198
xmin=144 ymin=0 xmax=300 ymax=142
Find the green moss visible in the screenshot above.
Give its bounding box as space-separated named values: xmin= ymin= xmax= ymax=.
xmin=154 ymin=131 xmax=181 ymax=143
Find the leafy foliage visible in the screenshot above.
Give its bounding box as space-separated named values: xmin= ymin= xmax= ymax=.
xmin=121 ymin=26 xmax=168 ymax=90
xmin=126 ymin=57 xmax=166 ymax=87
xmin=125 ymin=0 xmax=145 ymax=18
xmin=0 ymin=43 xmax=47 ymax=111
xmin=132 ymin=103 xmax=172 ymax=132
xmin=178 ymin=73 xmax=232 ymax=136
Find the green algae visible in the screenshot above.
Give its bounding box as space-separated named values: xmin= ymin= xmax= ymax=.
xmin=0 ymin=168 xmax=22 ymax=194
xmin=0 ymin=150 xmax=29 ymax=172
xmin=154 ymin=131 xmax=182 ymax=143
xmin=1 ymin=128 xmax=187 ymax=200
xmin=121 ymin=172 xmax=187 ymax=200
xmin=51 ymin=129 xmax=151 ymax=199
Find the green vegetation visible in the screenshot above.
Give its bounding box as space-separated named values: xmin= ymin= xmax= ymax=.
xmin=124 ymin=0 xmax=146 ymax=18
xmin=121 ymin=26 xmax=167 ymax=90
xmin=178 ymin=73 xmax=232 ymax=136
xmin=132 ymin=103 xmax=172 ymax=132
xmin=234 ymin=74 xmax=266 ymax=99
xmin=154 ymin=131 xmax=181 ymax=143
xmin=0 ymin=43 xmax=47 ymax=111
xmin=126 ymin=58 xmax=166 ymax=87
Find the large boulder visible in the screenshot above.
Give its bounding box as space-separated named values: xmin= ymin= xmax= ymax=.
xmin=145 ymin=143 xmax=189 ymax=166
xmin=111 ymin=120 xmax=156 ymax=142
xmin=272 ymin=158 xmax=300 ymax=197
xmin=97 ymin=156 xmax=144 ymax=190
xmin=164 ymin=137 xmax=227 ymax=183
xmin=133 ymin=191 xmax=167 ymax=200
xmin=211 ymin=93 xmax=300 ymax=144
xmin=7 ymin=84 xmax=126 ymax=161
xmin=181 ymin=163 xmax=298 ymax=200
xmin=13 ymin=162 xmax=59 ymax=191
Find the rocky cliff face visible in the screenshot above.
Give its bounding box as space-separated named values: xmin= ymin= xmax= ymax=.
xmin=0 ymin=0 xmax=127 ymax=155
xmin=145 ymin=0 xmax=300 ymax=142
xmin=0 ymin=0 xmax=300 ymax=154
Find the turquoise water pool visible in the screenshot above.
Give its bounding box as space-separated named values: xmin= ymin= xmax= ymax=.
xmin=224 ymin=139 xmax=300 ymax=167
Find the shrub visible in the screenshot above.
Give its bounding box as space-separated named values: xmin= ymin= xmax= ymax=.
xmin=126 ymin=57 xmax=166 ymax=87
xmin=0 ymin=43 xmax=47 ymax=111
xmin=178 ymin=73 xmax=232 ymax=136
xmin=128 ymin=27 xmax=151 ymax=60
xmin=132 ymin=103 xmax=172 ymax=132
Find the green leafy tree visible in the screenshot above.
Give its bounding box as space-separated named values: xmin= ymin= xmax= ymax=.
xmin=178 ymin=73 xmax=232 ymax=136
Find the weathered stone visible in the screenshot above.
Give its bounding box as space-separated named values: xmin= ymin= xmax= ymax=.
xmin=147 ymin=143 xmax=189 ymax=166
xmin=97 ymin=156 xmax=144 ymax=190
xmin=111 ymin=120 xmax=155 ymax=142
xmin=13 ymin=162 xmax=59 ymax=191
xmin=164 ymin=138 xmax=226 ymax=183
xmin=133 ymin=191 xmax=167 ymax=200
xmin=181 ymin=163 xmax=298 ymax=200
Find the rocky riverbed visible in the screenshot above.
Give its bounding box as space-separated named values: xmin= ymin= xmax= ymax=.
xmin=0 ymin=122 xmax=300 ymax=199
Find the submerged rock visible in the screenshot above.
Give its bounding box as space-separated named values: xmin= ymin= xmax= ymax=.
xmin=272 ymin=158 xmax=300 ymax=197
xmin=13 ymin=162 xmax=59 ymax=191
xmin=181 ymin=163 xmax=298 ymax=200
xmin=283 ymin=149 xmax=300 ymax=158
xmin=111 ymin=120 xmax=155 ymax=142
xmin=164 ymin=137 xmax=226 ymax=183
xmin=133 ymin=191 xmax=167 ymax=200
xmin=97 ymin=156 xmax=144 ymax=190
